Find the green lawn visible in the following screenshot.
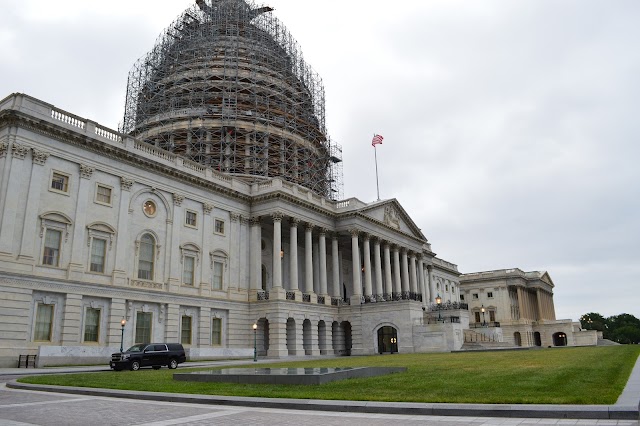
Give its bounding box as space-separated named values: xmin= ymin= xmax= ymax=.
xmin=19 ymin=346 xmax=639 ymax=405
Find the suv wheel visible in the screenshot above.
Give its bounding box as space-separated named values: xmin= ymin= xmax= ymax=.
xmin=168 ymin=358 xmax=178 ymax=369
xmin=130 ymin=361 xmax=140 ymax=371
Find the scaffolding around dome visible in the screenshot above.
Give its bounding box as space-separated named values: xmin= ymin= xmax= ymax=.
xmin=121 ymin=0 xmax=343 ymax=200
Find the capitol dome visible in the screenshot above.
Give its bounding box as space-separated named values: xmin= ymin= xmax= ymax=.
xmin=122 ymin=0 xmax=342 ymax=198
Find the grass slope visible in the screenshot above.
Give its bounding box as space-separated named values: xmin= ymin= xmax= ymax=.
xmin=19 ymin=346 xmax=640 ymax=404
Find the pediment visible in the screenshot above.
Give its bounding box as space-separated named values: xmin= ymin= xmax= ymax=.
xmin=357 ymin=199 xmax=426 ymax=241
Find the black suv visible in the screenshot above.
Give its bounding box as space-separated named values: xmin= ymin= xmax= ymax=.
xmin=110 ymin=343 xmax=186 ymax=371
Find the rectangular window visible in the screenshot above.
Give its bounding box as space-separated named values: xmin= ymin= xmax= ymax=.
xmin=90 ymin=238 xmax=107 ymax=273
xmin=474 ymin=312 xmax=481 ymax=323
xmin=181 ymin=316 xmax=192 ymax=345
xmin=83 ymin=308 xmax=100 ymax=342
xmin=135 ymin=312 xmax=152 ymax=344
xmin=96 ymin=184 xmax=112 ymax=205
xmin=460 ymin=294 xmax=465 ymax=301
xmin=487 ymin=292 xmax=494 ymax=298
xmin=183 ymin=256 xmax=195 ymax=286
xmin=42 ymin=229 xmax=62 ymax=266
xmin=50 ymin=172 xmax=69 ymax=193
xmin=213 ymin=261 xmax=223 ymax=290
xmin=185 ymin=210 xmax=197 ymax=228
xmin=34 ymin=304 xmax=54 ymax=341
xmin=214 ymin=219 xmax=225 ymax=235
xmin=489 ymin=311 xmax=496 ymax=322
xmin=472 ymin=293 xmax=479 ymax=300
xmin=211 ymin=318 xmax=222 ymax=346
xmin=445 ymin=285 xmax=449 ymax=292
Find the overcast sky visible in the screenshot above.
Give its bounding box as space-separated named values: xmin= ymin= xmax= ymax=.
xmin=1 ymin=0 xmax=638 ymax=321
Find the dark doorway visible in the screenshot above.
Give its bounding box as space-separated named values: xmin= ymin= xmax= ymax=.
xmin=553 ymin=332 xmax=567 ymax=347
xmin=377 ymin=326 xmax=398 ymax=354
xmin=514 ymin=332 xmax=522 ymax=347
xmin=534 ymin=332 xmax=542 ymax=347
xmin=341 ymin=321 xmax=352 ymax=356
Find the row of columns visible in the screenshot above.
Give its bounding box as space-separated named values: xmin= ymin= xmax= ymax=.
xmin=251 ymin=213 xmax=433 ymax=304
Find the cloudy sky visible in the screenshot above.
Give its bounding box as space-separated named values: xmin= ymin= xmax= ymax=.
xmin=1 ymin=0 xmax=638 ymax=321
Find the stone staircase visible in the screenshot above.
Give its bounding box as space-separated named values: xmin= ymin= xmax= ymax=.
xmin=460 ymin=329 xmax=514 ymax=351
xmin=597 ymin=338 xmax=620 ymax=346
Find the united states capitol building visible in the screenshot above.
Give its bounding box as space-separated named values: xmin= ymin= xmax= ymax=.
xmin=0 ymin=0 xmax=596 ymax=367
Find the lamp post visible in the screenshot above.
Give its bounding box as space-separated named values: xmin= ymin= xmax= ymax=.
xmin=119 ymin=319 xmax=126 ymax=352
xmin=252 ymin=323 xmax=258 ymax=362
xmin=481 ymin=305 xmax=486 ymax=326
xmin=435 ymin=294 xmax=442 ymax=322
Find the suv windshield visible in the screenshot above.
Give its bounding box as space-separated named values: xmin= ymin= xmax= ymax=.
xmin=125 ymin=344 xmax=146 ymax=352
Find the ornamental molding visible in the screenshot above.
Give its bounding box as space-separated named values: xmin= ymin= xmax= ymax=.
xmin=79 ymin=164 xmax=94 ymax=179
xmin=289 ymin=217 xmax=300 ymax=227
xmin=229 ymin=212 xmax=240 ymax=222
xmin=31 ymin=148 xmax=50 ymax=165
xmin=271 ymin=211 xmax=284 ymax=222
xmin=203 ymin=203 xmax=214 ymax=215
xmin=0 ymin=142 xmax=7 ymax=158
xmin=12 ymin=143 xmax=29 ymax=160
xmin=173 ymin=193 xmax=185 ymax=206
xmin=120 ymin=177 xmax=134 ymax=191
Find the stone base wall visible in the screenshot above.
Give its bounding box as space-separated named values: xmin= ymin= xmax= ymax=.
xmin=189 ymin=347 xmax=253 ymax=360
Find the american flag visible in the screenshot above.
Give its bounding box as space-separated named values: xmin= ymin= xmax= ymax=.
xmin=371 ymin=134 xmax=384 ymax=147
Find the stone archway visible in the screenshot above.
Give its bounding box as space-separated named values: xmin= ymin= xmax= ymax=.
xmin=514 ymin=331 xmax=522 ymax=347
xmin=303 ymin=319 xmax=312 ymax=355
xmin=553 ymin=332 xmax=567 ymax=347
xmin=534 ymin=331 xmax=542 ymax=347
xmin=377 ymin=326 xmax=398 ymax=354
xmin=318 ymin=320 xmax=327 ymax=355
xmin=257 ymin=318 xmax=269 ymax=356
xmin=286 ymin=318 xmax=297 ymax=356
xmin=341 ymin=321 xmax=352 ymax=356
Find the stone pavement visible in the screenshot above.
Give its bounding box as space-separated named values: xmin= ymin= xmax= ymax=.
xmin=1 ymin=355 xmax=639 ymax=423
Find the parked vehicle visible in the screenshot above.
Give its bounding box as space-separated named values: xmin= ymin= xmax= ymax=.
xmin=110 ymin=343 xmax=186 ymax=371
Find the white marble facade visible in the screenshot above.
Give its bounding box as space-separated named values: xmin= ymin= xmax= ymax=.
xmin=0 ymin=94 xmax=466 ymax=366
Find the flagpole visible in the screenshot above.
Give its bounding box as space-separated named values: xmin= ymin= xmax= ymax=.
xmin=374 ymin=139 xmax=380 ymax=201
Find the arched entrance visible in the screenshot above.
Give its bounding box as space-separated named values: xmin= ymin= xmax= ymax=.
xmin=318 ymin=321 xmax=327 ymax=355
xmin=377 ymin=326 xmax=398 ymax=354
xmin=341 ymin=321 xmax=352 ymax=356
xmin=286 ymin=318 xmax=297 ymax=356
xmin=553 ymin=332 xmax=567 ymax=346
xmin=514 ymin=332 xmax=522 ymax=347
xmin=534 ymin=332 xmax=542 ymax=347
xmin=257 ymin=318 xmax=269 ymax=356
xmin=303 ymin=319 xmax=312 ymax=355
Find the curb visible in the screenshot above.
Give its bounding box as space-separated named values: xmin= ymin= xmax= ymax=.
xmin=7 ymin=381 xmax=638 ymax=420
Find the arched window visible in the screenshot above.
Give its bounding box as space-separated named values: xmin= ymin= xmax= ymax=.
xmin=138 ymin=234 xmax=155 ymax=280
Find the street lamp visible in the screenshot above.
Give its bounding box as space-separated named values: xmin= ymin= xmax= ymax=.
xmin=252 ymin=323 xmax=258 ymax=362
xmin=481 ymin=305 xmax=486 ymax=326
xmin=435 ymin=294 xmax=442 ymax=322
xmin=120 ymin=318 xmax=126 ymax=352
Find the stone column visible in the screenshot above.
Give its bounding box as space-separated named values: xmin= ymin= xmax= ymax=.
xmin=373 ymin=238 xmax=383 ymax=299
xmin=409 ymin=253 xmax=418 ymax=294
xmin=112 ymin=178 xmax=133 ymax=286
xmin=331 ymin=236 xmax=340 ymax=298
xmin=289 ymin=218 xmax=299 ymax=292
xmin=18 ymin=148 xmax=49 ymax=263
xmin=0 ymin=142 xmax=29 ymax=256
xmin=427 ymin=265 xmax=435 ymax=303
xmin=309 ymin=319 xmax=321 ymax=356
xmin=267 ymin=315 xmax=289 ymax=357
xmin=168 ymin=193 xmax=185 ymax=291
xmin=249 ymin=217 xmax=262 ymax=291
xmin=201 ymin=205 xmax=215 ymax=295
xmin=226 ymin=211 xmax=238 ymax=291
xmin=517 ymin=287 xmax=525 ymax=320
xmin=318 ymin=229 xmax=328 ymax=298
xmin=67 ymin=164 xmax=94 ymax=279
xmin=350 ymin=229 xmax=362 ymax=304
xmin=535 ymin=289 xmax=543 ymax=321
xmin=199 ymin=307 xmax=211 ymax=346
xmin=165 ymin=304 xmax=180 ymax=342
xmin=271 ymin=212 xmax=283 ymax=289
xmin=418 ymin=257 xmax=426 ymax=305
xmin=362 ymin=234 xmax=372 ymax=299
xmin=383 ymin=243 xmax=393 ymax=297
xmin=392 ymin=246 xmax=402 ymax=296
xmin=304 ymin=223 xmax=315 ymax=296
xmin=401 ymin=249 xmax=410 ymax=294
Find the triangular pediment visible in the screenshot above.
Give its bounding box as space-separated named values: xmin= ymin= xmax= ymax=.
xmin=356 ymin=199 xmax=427 ymax=241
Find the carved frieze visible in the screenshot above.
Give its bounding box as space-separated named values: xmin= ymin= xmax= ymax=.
xmin=384 ymin=205 xmax=401 ymax=230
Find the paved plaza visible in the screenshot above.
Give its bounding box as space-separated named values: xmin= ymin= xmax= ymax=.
xmin=0 ymin=383 xmax=637 ymax=426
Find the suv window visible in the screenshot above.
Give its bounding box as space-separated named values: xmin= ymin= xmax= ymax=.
xmin=153 ymin=344 xmax=167 ymax=351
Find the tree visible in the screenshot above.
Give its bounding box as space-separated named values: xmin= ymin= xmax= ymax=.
xmin=610 ymin=325 xmax=640 ymax=344
xmin=579 ymin=312 xmax=607 ymax=332
xmin=580 ymin=312 xmax=640 ymax=343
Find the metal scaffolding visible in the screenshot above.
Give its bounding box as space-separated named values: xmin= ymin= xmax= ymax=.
xmin=121 ymin=0 xmax=343 ymax=199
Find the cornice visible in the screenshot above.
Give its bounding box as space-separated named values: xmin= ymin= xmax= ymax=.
xmin=0 ymin=110 xmax=251 ymax=203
